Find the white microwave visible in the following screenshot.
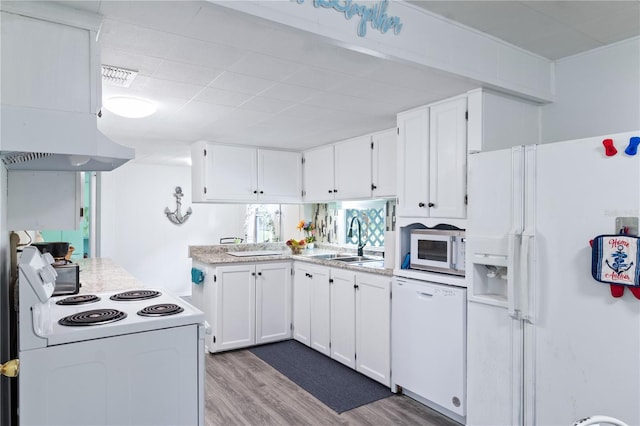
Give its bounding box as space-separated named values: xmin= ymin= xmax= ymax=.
xmin=410 ymin=229 xmax=466 ymax=276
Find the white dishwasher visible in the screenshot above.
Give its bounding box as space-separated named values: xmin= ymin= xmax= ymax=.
xmin=391 ymin=277 xmax=466 ymax=421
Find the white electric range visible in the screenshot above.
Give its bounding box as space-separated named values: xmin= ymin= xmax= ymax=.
xmin=18 ymin=246 xmax=205 ymax=426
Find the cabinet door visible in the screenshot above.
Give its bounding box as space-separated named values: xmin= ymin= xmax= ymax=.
xmin=303 ymin=145 xmax=335 ymax=202
xmin=8 ymin=171 xmax=82 ymax=230
xmin=204 ymin=144 xmax=257 ymax=201
xmin=397 ymin=107 xmax=429 ymax=217
xmin=293 ymin=264 xmax=311 ymax=346
xmin=214 ymin=264 xmax=256 ymax=352
xmin=255 ymin=262 xmax=292 ymax=344
xmin=429 ymin=97 xmax=467 ymax=218
xmin=330 ymin=269 xmax=356 ymax=368
xmin=309 ymin=266 xmax=331 ymax=356
xmin=334 ymin=136 xmax=372 ymax=199
xmin=1 ymin=11 xmax=96 ymax=114
xmin=372 ymin=129 xmax=397 ymax=198
xmin=257 ymin=149 xmax=302 ymax=203
xmin=355 ymin=273 xmax=391 ymax=386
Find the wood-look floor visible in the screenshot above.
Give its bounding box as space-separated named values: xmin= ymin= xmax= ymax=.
xmin=204 ymin=348 xmax=461 ymax=426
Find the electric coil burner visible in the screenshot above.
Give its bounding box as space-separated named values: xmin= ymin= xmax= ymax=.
xmin=110 ymin=289 xmax=162 ymax=301
xmin=138 ymin=303 xmax=184 ymax=317
xmin=58 ymin=309 xmax=127 ymax=326
xmin=55 ymin=294 xmax=101 ymax=305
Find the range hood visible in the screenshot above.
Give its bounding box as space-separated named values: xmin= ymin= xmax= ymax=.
xmin=0 ymin=2 xmax=134 ymax=172
xmin=0 ymin=105 xmax=134 ymax=172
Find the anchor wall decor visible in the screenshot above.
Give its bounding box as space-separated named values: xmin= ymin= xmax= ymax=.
xmin=164 ymin=186 xmax=192 ymax=225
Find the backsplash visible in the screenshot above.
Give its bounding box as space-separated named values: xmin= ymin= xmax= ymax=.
xmin=309 ymin=200 xmax=396 ymax=245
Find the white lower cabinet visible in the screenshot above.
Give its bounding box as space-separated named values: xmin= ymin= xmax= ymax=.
xmin=329 ymin=269 xmax=356 ymax=368
xmin=255 ymin=263 xmax=294 ymax=345
xmin=354 ymin=273 xmax=391 ymax=386
xmin=331 ymin=270 xmax=391 ymax=386
xmin=293 ymin=263 xmax=330 ymax=355
xmin=214 ymin=264 xmax=256 ymax=352
xmin=292 ymin=263 xmax=311 ymax=346
xmin=204 ymin=262 xmax=291 ymax=353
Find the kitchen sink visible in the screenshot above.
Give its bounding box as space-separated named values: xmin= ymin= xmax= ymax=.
xmin=332 ymin=255 xmax=382 ymax=263
xmin=308 ymin=253 xmax=383 ymax=263
xmin=308 ymin=253 xmax=352 ymax=260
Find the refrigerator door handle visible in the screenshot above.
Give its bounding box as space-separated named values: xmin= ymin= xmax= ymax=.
xmin=507 ymin=232 xmax=521 ymax=319
xmin=520 ymin=234 xmax=534 ymax=324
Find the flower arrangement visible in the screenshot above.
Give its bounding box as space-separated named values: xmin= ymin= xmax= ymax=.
xmin=286 ymin=238 xmax=306 ymax=254
xmin=297 ymin=220 xmax=317 ymax=243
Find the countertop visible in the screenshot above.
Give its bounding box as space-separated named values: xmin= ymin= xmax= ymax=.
xmin=189 ymin=243 xmax=393 ymax=277
xmin=75 ymin=258 xmax=145 ymax=293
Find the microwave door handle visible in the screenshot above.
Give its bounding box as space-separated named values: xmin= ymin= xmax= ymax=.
xmin=448 ymin=237 xmax=455 ymax=269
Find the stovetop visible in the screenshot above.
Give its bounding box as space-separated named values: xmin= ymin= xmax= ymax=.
xmin=33 ymin=288 xmax=204 ymax=346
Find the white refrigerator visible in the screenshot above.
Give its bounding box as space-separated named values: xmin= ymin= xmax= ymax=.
xmin=465 ymin=131 xmax=640 ymax=426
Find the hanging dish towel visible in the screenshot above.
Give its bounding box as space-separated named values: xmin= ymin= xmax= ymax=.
xmin=191 ymin=267 xmax=205 ymax=285
xmin=591 ymin=234 xmax=639 ymax=287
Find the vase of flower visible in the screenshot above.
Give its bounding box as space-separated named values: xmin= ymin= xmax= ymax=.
xmin=297 ymin=220 xmax=317 ymax=249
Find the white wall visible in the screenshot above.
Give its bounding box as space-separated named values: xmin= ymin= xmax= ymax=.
xmin=541 ymin=37 xmax=640 ymax=143
xmin=99 ymin=162 xmax=246 ymax=295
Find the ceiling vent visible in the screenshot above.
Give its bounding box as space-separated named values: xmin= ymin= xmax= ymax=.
xmin=101 ymin=65 xmax=138 ymax=87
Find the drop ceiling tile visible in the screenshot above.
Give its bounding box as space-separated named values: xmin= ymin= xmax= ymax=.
xmin=127 ymin=75 xmax=203 ymax=100
xmin=194 ymin=87 xmax=253 ymax=107
xmin=99 ymin=19 xmax=180 ymax=59
xmin=208 ymin=71 xmax=276 ymax=95
xmin=258 ymin=83 xmax=323 ymax=102
xmin=98 ymin=1 xmax=201 ymax=34
xmin=165 ymin=37 xmax=246 ymax=70
xmin=170 ymin=101 xmax=235 ymax=128
xmin=283 ymin=67 xmax=345 ymax=91
xmin=251 ymin=27 xmax=316 ymax=63
xmin=227 ymin=52 xmax=305 ymax=81
xmin=184 ymin=2 xmax=279 ymax=49
xmin=220 ymin=109 xmax=276 ymax=127
xmin=151 ymin=60 xmax=224 ymax=86
xmin=237 ymin=96 xmax=292 ymax=114
xmin=302 ymin=91 xmax=390 ymax=115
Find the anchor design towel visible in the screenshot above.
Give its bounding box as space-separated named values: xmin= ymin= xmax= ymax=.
xmin=591 ymin=235 xmax=640 ymax=287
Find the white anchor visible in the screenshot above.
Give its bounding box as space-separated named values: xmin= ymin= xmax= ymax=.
xmin=164 ymin=186 xmax=192 ymax=225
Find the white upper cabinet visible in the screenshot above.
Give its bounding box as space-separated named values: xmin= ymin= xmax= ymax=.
xmin=467 ymin=88 xmax=540 ymax=153
xmin=371 ymin=129 xmax=397 ymax=199
xmin=303 ymin=145 xmax=335 ymax=202
xmin=334 ymin=135 xmax=372 ymax=200
xmin=303 ymin=129 xmax=396 ymax=202
xmin=397 ymin=105 xmax=430 ymax=217
xmin=191 ymin=142 xmax=302 ymax=203
xmin=257 ymin=149 xmax=302 ymax=203
xmin=8 ymin=171 xmax=82 ymax=230
xmin=205 ymin=144 xmax=257 ymax=202
xmin=0 ymin=8 xmax=100 ymax=115
xmin=428 ymin=96 xmax=468 ymax=219
xmin=397 ymin=95 xmax=468 ymax=219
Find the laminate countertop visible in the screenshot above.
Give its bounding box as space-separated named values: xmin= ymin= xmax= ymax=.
xmin=189 ymin=243 xmax=393 ymax=277
xmin=76 ymin=258 xmax=144 ymax=293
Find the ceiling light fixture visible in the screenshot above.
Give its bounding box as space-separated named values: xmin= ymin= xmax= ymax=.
xmin=104 ymin=96 xmax=157 ymax=118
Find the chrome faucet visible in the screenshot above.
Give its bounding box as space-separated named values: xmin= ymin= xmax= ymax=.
xmin=347 ymin=216 xmax=366 ymax=256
